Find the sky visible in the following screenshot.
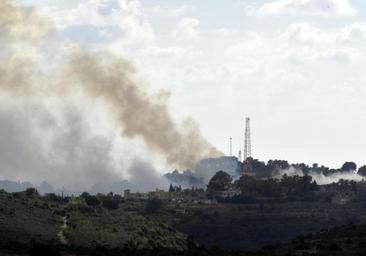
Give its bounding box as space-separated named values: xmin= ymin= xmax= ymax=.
xmin=13 ymin=0 xmax=366 ymax=170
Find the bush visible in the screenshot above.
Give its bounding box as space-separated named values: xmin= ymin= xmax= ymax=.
xmin=67 ymin=197 xmax=90 ymax=212
xmin=145 ymin=198 xmax=163 ymax=214
xmin=25 ymin=188 xmax=39 ymax=198
xmin=45 ymin=193 xmax=59 ymax=202
xmin=85 ymin=195 xmax=101 ymax=207
xmin=80 ymin=191 xmax=90 ymax=199
xmin=101 ymin=196 xmax=119 ymax=210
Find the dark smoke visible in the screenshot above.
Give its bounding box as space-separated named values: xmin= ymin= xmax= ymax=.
xmin=62 ymin=52 xmax=221 ymax=168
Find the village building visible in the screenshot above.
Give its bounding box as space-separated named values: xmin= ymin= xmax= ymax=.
xmin=149 ymin=189 xmax=171 ymax=200
xmin=123 ymin=189 xmax=149 ymax=201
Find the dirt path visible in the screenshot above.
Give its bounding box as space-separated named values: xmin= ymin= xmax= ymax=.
xmin=57 ymin=216 xmax=68 ymax=245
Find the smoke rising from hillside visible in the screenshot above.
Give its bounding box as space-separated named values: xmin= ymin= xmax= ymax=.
xmin=275 ymin=167 xmax=365 ymax=185
xmin=61 ymin=52 xmax=221 ymax=168
xmin=127 ymin=160 xmax=169 ymax=192
xmin=0 ymin=98 xmax=134 ymax=190
xmin=0 ymin=0 xmax=221 ymax=190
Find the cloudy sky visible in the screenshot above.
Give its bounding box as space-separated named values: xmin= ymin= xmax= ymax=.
xmin=15 ymin=0 xmax=366 ymax=169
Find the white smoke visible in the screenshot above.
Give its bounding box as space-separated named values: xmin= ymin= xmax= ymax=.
xmin=275 ymin=166 xmax=365 ymax=185
xmin=0 ymin=0 xmax=220 ymax=193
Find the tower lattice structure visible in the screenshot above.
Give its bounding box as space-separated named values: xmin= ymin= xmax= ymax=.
xmin=243 ymin=117 xmax=251 ymax=161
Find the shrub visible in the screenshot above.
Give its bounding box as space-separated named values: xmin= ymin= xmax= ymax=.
xmin=85 ymin=195 xmax=101 ymax=207
xmin=25 ymin=188 xmax=39 ymax=198
xmin=67 ymin=197 xmax=90 ymax=212
xmin=80 ymin=192 xmax=90 ymax=199
xmin=45 ymin=193 xmax=59 ymax=202
xmin=101 ymin=196 xmax=119 ymax=210
xmin=145 ymin=198 xmax=163 ymax=214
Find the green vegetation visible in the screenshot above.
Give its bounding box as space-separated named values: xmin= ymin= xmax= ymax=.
xmin=241 ymin=158 xmax=365 ymax=179
xmin=2 ymin=185 xmax=366 ymax=255
xmin=358 ymin=165 xmax=366 ymax=177
xmin=99 ymin=194 xmax=120 ymax=210
xmin=341 ymin=161 xmax=357 ymax=172
xmin=145 ymin=198 xmax=164 ymax=213
xmin=84 ymin=195 xmax=101 ymax=207
xmin=274 ymin=223 xmax=366 ymax=256
xmin=207 ymin=170 xmax=232 ymax=197
xmin=206 ymin=170 xmax=318 ymax=202
xmin=25 ymin=187 xmax=39 ymax=198
xmin=236 ymin=174 xmax=317 ymax=198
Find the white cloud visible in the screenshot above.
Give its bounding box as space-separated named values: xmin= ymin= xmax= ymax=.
xmin=148 ymin=4 xmax=195 ymax=18
xmin=17 ymin=0 xmax=156 ymax=46
xmin=278 ymin=22 xmax=366 ymax=62
xmin=245 ymin=0 xmax=357 ymax=17
xmin=172 ymin=17 xmax=200 ymax=40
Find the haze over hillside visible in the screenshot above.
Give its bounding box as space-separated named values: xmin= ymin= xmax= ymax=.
xmin=0 ymin=0 xmax=222 ymax=192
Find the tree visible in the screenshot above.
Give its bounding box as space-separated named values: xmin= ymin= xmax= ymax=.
xmin=25 ymin=188 xmax=39 ymax=198
xmin=85 ymin=195 xmax=101 ymax=207
xmin=236 ymin=175 xmax=259 ymax=195
xmin=45 ymin=193 xmax=59 ymax=202
xmin=358 ymin=166 xmax=366 ymax=177
xmin=80 ymin=192 xmax=90 ymax=199
xmin=341 ymin=162 xmax=357 ymax=172
xmin=96 ymin=194 xmax=119 ymax=210
xmin=267 ymin=160 xmax=290 ymax=171
xmin=145 ymin=198 xmax=163 ymax=213
xmin=101 ymin=196 xmax=119 ymax=210
xmin=245 ymin=158 xmax=268 ymax=178
xmin=169 ymin=184 xmax=174 ymax=192
xmin=207 ymin=171 xmax=232 ymax=195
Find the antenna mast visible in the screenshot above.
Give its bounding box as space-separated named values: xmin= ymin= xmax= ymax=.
xmin=229 ymin=137 xmax=232 ymax=156
xmin=244 ymin=117 xmax=251 ymax=161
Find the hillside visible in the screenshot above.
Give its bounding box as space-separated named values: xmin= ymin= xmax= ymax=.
xmin=3 ymin=188 xmax=366 ymax=255
xmin=273 ymin=223 xmax=366 ymax=255
xmin=153 ymin=200 xmax=366 ymax=250
xmin=0 ymin=190 xmax=188 ymax=255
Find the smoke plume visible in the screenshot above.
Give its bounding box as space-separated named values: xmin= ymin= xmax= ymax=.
xmin=0 ymin=0 xmax=51 ymax=44
xmin=275 ymin=167 xmax=365 ymax=185
xmin=0 ymin=99 xmax=121 ymax=191
xmin=127 ymin=159 xmax=170 ymax=192
xmin=61 ymin=52 xmax=221 ymax=168
xmin=0 ymin=0 xmax=221 ymax=191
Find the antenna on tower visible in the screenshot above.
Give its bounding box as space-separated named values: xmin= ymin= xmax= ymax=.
xmin=244 ymin=117 xmax=251 ymax=161
xmin=229 ymin=137 xmax=232 ymax=156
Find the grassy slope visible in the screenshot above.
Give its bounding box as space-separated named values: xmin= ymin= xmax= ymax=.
xmin=0 ymin=191 xmax=61 ymax=246
xmin=0 ymin=192 xmax=187 ymax=253
xmin=276 ymin=223 xmax=366 ymax=255
xmin=65 ymin=204 xmax=187 ymax=250
xmin=154 ymin=201 xmax=366 ymax=250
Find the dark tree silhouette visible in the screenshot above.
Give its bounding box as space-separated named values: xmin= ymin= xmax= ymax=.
xmin=358 ymin=166 xmax=366 ymax=177
xmin=341 ymin=162 xmax=357 ymax=172
xmin=85 ymin=195 xmax=101 ymax=207
xmin=145 ymin=198 xmax=163 ymax=213
xmin=207 ymin=171 xmax=232 ymax=195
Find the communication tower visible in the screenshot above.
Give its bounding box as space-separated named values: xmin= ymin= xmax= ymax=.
xmin=243 ymin=117 xmax=251 ymax=161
